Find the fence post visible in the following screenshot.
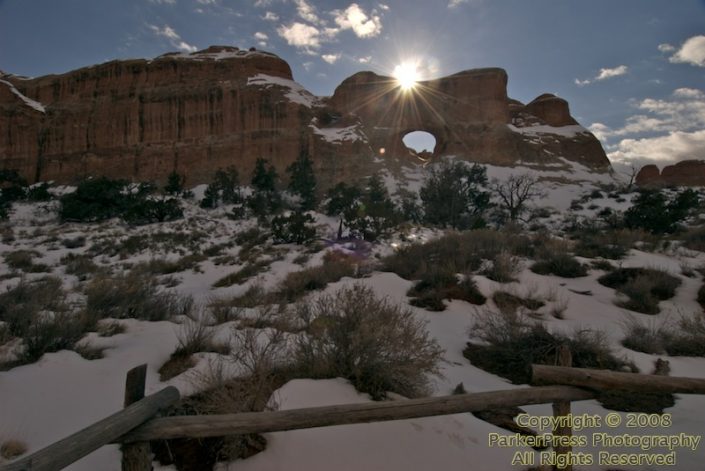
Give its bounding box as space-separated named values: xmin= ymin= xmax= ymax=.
xmin=121 ymin=364 xmax=151 ymax=471
xmin=552 ymin=345 xmax=573 ymax=471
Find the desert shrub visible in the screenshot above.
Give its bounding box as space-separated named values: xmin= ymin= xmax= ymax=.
xmin=155 ymin=330 xmax=293 ymax=469
xmin=61 ymin=235 xmax=86 ymax=249
xmin=276 ymin=251 xmax=358 ymax=302
xmin=530 ymin=253 xmax=587 ymax=278
xmin=465 ymin=310 xmax=634 ymax=385
xmin=681 ymin=226 xmax=705 ymax=252
xmin=482 ymin=251 xmax=522 ymax=282
xmin=663 ymin=313 xmax=705 ymax=357
xmin=134 ymin=255 xmax=206 ymax=276
xmin=61 ymin=253 xmax=101 ymax=280
xmin=492 ymin=291 xmax=544 ymax=313
xmin=598 ymin=267 xmax=681 ymax=315
xmin=159 ymin=317 xmax=228 ymax=380
xmin=383 ymin=229 xmax=516 ymax=281
xmin=3 ymin=249 xmax=49 ymax=273
xmin=271 ymin=211 xmax=317 ymax=244
xmin=573 ymin=229 xmax=637 ymax=260
xmin=164 ymin=170 xmax=186 ymax=196
xmin=294 ymin=285 xmax=443 ymax=399
xmin=620 ymin=316 xmax=669 ymax=354
xmin=407 ymin=269 xmax=485 ymax=311
xmin=84 ymin=272 xmax=193 ymax=321
xmin=0 ymin=277 xmax=68 ymax=337
xmin=26 ymin=183 xmax=51 ymax=202
xmin=59 ymin=177 xmax=130 ymax=222
xmin=97 ymin=320 xmax=126 ymax=337
xmin=212 ymin=259 xmax=270 ymax=288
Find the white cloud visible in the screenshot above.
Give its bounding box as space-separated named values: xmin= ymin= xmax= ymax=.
xmin=149 ymin=0 xmax=176 ymax=4
xmin=321 ymin=53 xmax=341 ymax=64
xmin=254 ymin=0 xmax=271 ymax=7
xmin=591 ymin=88 xmax=705 ymax=167
xmin=608 ymin=130 xmax=705 ymax=166
xmin=448 ymin=0 xmax=468 ymax=7
xmin=333 ymin=4 xmax=383 ymax=38
xmin=148 ymin=24 xmax=197 ymax=52
xmin=254 ymin=31 xmax=269 ymax=47
xmin=357 ymin=55 xmax=372 ymax=64
xmin=574 ymin=65 xmax=628 ymax=86
xmin=195 ymin=0 xmax=216 ymax=4
xmin=595 ymin=65 xmax=628 ymax=80
xmin=295 ymin=0 xmax=321 ymax=24
xmin=277 ymin=22 xmax=321 ymax=49
xmin=658 ymin=43 xmax=675 ymax=53
xmin=263 ymin=11 xmax=279 ymax=21
xmin=669 ymin=35 xmax=705 ymax=67
xmin=379 ymin=3 xmax=390 ymax=10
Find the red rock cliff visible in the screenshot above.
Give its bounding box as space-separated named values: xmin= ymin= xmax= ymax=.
xmin=0 ymin=46 xmax=610 ymax=186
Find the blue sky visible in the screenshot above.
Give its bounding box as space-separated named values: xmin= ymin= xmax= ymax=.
xmin=1 ymin=0 xmax=704 ymax=170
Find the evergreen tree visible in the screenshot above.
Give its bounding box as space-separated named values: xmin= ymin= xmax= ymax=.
xmin=287 ymin=149 xmax=317 ymax=210
xmin=420 ymin=161 xmax=490 ymax=229
xmin=350 ymin=174 xmax=398 ymax=241
xmin=325 ymin=182 xmax=363 ymax=239
xmin=624 ymin=189 xmax=700 ymax=234
xmin=248 ymin=158 xmax=281 ymax=218
xmin=164 ymin=170 xmax=185 ymax=196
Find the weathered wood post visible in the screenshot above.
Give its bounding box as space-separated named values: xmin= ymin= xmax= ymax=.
xmin=122 ymin=364 xmax=151 ymax=471
xmin=552 ymin=345 xmax=572 ymax=471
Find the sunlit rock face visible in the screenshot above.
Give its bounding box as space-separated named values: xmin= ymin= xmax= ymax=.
xmin=0 ymin=46 xmax=610 ymax=186
xmin=636 ymin=160 xmax=705 ymax=187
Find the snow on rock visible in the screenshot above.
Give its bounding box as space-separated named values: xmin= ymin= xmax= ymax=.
xmin=309 ymin=124 xmax=367 ymax=144
xmin=0 ymin=79 xmax=46 ymax=113
xmin=247 ymin=74 xmax=319 ymax=108
xmin=507 ymin=123 xmax=592 ymax=138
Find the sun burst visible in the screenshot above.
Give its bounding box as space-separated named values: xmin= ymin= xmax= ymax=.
xmin=393 ymin=62 xmax=419 ymax=91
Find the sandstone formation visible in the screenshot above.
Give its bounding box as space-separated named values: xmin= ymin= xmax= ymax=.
xmin=0 ymin=46 xmax=611 ymax=186
xmin=636 ymin=160 xmax=705 ymax=187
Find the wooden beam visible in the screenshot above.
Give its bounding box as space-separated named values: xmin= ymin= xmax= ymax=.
xmin=552 ymin=346 xmax=573 ymax=471
xmin=121 ymin=364 xmax=151 ymax=471
xmin=1 ymin=386 xmax=179 ymax=471
xmin=532 ymin=365 xmax=705 ymax=394
xmin=120 ymin=385 xmax=595 ymax=443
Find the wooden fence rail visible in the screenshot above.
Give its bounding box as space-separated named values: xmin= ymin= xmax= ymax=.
xmin=3 ymin=362 xmax=705 ymax=471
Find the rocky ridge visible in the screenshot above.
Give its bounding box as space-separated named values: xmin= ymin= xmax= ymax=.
xmin=0 ymin=46 xmax=611 ymax=186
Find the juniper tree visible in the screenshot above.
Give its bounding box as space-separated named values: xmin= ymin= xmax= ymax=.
xmin=287 ymin=149 xmax=317 ymax=210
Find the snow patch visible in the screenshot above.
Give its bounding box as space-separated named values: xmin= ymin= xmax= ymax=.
xmin=309 ymin=125 xmax=366 ymax=144
xmin=0 ymin=79 xmax=46 ymax=113
xmin=247 ymin=74 xmax=319 ymax=108
xmin=508 ymin=123 xmax=592 ymax=138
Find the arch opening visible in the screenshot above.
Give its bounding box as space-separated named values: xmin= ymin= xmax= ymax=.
xmin=402 ymin=131 xmax=437 ymax=159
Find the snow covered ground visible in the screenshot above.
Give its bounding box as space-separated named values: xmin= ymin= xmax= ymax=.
xmin=1 ymin=167 xmax=705 ymax=470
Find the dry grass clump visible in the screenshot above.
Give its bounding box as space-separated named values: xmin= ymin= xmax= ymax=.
xmin=598 ymin=267 xmax=681 ymax=315
xmin=60 ymin=253 xmax=101 ymax=280
xmin=0 ymin=277 xmax=91 ymax=365
xmin=84 ymin=271 xmax=193 ymax=322
xmin=212 ymin=259 xmax=271 ymax=288
xmin=481 ymin=251 xmax=522 ymax=283
xmin=294 ymin=284 xmax=443 ymax=399
xmin=0 ymin=439 xmax=27 ymax=460
xmin=530 ymin=253 xmax=587 ymax=278
xmin=3 ymin=249 xmax=50 ymax=273
xmin=275 ymin=251 xmax=359 ymax=302
xmin=383 ymin=229 xmax=516 ymax=281
xmin=406 ymin=269 xmax=486 ymax=311
xmin=492 ymin=291 xmax=544 ymax=314
xmin=134 ymin=255 xmax=206 ymax=276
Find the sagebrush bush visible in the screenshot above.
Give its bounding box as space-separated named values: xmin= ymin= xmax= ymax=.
xmin=663 ymin=312 xmax=705 ymax=357
xmin=276 ymin=251 xmax=358 ymax=302
xmin=465 ymin=310 xmax=634 ymax=385
xmin=620 ymin=316 xmax=669 ymax=354
xmin=383 ymin=229 xmax=527 ymax=281
xmin=482 ymin=251 xmax=522 ymax=283
xmin=598 ymin=267 xmax=681 ymax=315
xmin=85 ymin=272 xmax=193 ymax=321
xmin=294 ymin=284 xmax=443 ymax=399
xmin=492 ymin=291 xmax=544 ymax=314
xmin=4 ymin=250 xmax=49 ymax=273
xmin=530 ymin=253 xmax=587 ymax=278
xmin=407 ymin=269 xmax=485 ymax=311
